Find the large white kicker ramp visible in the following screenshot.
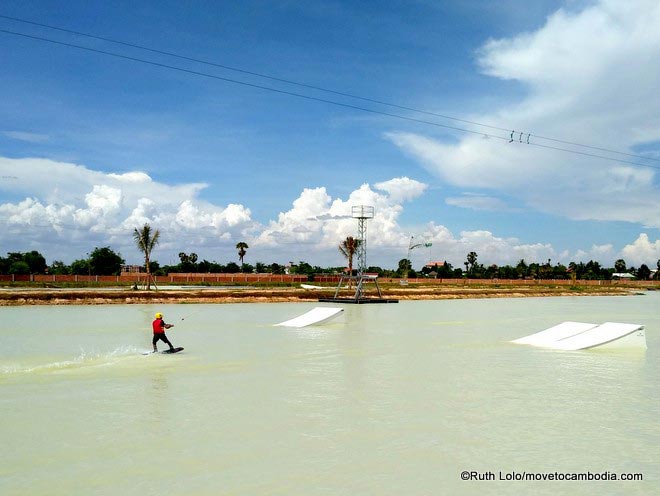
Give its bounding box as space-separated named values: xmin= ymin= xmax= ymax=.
xmin=512 ymin=321 xmax=646 ymax=350
xmin=274 ymin=307 xmax=344 ymax=328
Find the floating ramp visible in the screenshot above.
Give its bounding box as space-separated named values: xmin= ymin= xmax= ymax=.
xmin=274 ymin=307 xmax=343 ymax=328
xmin=512 ymin=322 xmax=646 ymax=350
xmin=512 ymin=322 xmax=598 ymax=347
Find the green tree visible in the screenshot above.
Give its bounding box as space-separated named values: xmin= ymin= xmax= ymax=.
xmin=9 ymin=261 xmax=30 ymax=275
xmin=225 ymin=261 xmax=240 ymax=273
xmin=637 ymin=264 xmax=651 ymax=280
xmin=528 ymin=263 xmax=541 ymax=279
xmin=614 ymin=259 xmax=627 ymax=273
xmin=553 ymin=263 xmax=568 ymax=279
xmin=437 ymin=261 xmax=455 ymax=278
xmin=338 ymin=236 xmax=361 ymax=277
xmin=0 ymin=251 xmax=47 ymax=274
xmin=255 ymin=262 xmax=268 ymax=273
xmin=397 ymin=258 xmax=412 ymax=278
xmin=291 ymin=261 xmax=314 ymax=276
xmin=49 ymin=260 xmax=70 ymax=275
xmin=89 ymin=247 xmax=124 ymax=276
xmin=197 ymin=259 xmax=212 ymax=273
xmin=3 ymin=253 xmax=24 ymax=275
xmin=23 ymin=251 xmax=47 ymax=274
xmin=70 ymin=258 xmax=90 ymax=275
xmin=269 ymin=262 xmax=285 ymax=275
xmin=241 ymin=262 xmax=255 ymax=274
xmin=366 ymin=266 xmax=386 ymax=276
xmin=133 ymin=223 xmax=160 ymax=290
xmin=466 ymin=251 xmax=478 ymax=277
xmin=208 ymin=262 xmax=225 ymax=273
xmin=178 ymin=252 xmax=198 ymax=272
xmin=236 ymin=242 xmax=249 ymax=268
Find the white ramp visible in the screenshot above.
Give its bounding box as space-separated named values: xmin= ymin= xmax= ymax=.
xmin=552 ymin=322 xmax=645 ymax=350
xmin=300 ymin=284 xmax=323 ymax=290
xmin=511 ymin=321 xmax=598 ymax=346
xmin=512 ymin=321 xmax=646 ymax=350
xmin=275 ymin=307 xmax=343 ymax=328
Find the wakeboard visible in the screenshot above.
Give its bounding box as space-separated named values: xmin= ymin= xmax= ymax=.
xmin=161 ymin=347 xmax=184 ymax=354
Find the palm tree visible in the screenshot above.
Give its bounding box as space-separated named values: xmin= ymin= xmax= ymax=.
xmin=466 ymin=251 xmax=478 ymax=276
xmin=133 ymin=223 xmax=160 ymax=290
xmin=614 ymin=259 xmax=627 ymax=273
xmin=339 ymin=236 xmax=361 ymax=282
xmin=236 ymin=242 xmax=249 ymax=268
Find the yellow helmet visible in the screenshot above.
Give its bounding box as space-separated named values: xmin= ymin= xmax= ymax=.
xmin=155 ymin=312 xmax=163 ymax=319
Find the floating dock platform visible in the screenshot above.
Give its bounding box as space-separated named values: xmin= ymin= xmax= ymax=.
xmin=318 ymin=298 xmax=399 ymax=304
xmin=321 ymin=274 xmax=398 ymax=304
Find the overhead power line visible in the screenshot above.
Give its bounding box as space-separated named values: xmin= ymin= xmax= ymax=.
xmin=1 ymin=22 xmax=659 ymax=171
xmin=3 ymin=13 xmax=659 ymax=166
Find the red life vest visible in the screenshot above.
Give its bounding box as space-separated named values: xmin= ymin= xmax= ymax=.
xmin=152 ymin=318 xmax=165 ymax=334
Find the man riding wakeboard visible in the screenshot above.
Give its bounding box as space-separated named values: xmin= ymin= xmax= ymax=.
xmin=152 ymin=312 xmax=175 ymax=352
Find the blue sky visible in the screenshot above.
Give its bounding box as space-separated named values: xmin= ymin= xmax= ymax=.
xmin=1 ymin=0 xmax=659 ymax=270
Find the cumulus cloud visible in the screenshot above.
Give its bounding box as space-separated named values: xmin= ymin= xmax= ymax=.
xmin=255 ymin=179 xmax=424 ymax=257
xmin=2 ymin=156 xmax=658 ymax=268
xmin=410 ymin=223 xmax=557 ymax=268
xmin=387 ymin=0 xmax=660 ymax=227
xmin=0 ymin=156 xmax=433 ymax=265
xmin=620 ymin=233 xmax=660 ymax=266
xmin=0 ymin=157 xmax=253 ymax=261
xmin=374 ymin=177 xmax=427 ymax=203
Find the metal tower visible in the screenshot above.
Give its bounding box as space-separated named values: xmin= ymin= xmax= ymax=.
xmin=352 ymin=205 xmax=373 ymax=277
xmin=351 ymin=205 xmax=374 ymax=299
xmin=320 ymin=204 xmax=397 ymax=303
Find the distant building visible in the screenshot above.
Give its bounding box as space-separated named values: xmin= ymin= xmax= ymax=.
xmin=120 ymin=264 xmax=144 ymax=274
xmin=612 ymin=272 xmax=635 ymax=280
xmin=424 ymin=261 xmax=446 ymax=269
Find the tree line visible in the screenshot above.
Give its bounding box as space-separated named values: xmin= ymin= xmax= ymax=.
xmin=2 ymin=225 xmax=658 ymax=280
xmin=2 ymin=249 xmax=658 ymax=281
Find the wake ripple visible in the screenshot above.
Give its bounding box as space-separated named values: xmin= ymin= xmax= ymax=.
xmin=1 ymin=345 xmax=145 ymax=376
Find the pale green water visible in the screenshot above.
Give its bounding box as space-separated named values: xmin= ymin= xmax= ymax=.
xmin=1 ymin=294 xmax=659 ymax=495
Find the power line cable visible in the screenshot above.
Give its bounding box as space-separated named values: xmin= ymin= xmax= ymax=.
xmin=2 ymin=13 xmax=659 ymax=165
xmin=1 ymin=27 xmax=659 ymax=171
xmin=0 ymin=28 xmax=511 ymax=139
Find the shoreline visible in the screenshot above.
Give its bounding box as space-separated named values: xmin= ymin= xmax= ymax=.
xmin=0 ymin=285 xmax=643 ymax=306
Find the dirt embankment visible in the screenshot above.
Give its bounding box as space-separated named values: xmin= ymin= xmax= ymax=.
xmin=0 ymin=284 xmax=638 ymax=306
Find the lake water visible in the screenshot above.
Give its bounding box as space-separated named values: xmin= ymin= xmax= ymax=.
xmin=1 ymin=293 xmax=659 ymax=495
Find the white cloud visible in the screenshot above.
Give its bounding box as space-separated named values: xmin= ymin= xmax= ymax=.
xmin=445 ymin=193 xmax=512 ymax=212
xmin=0 ymin=157 xmax=253 ymax=261
xmin=0 ymin=157 xmax=428 ymax=265
xmin=2 ymin=156 xmax=658 ymax=269
xmin=2 ymin=131 xmax=50 ymax=143
xmin=73 ymin=185 xmax=123 ymax=228
xmin=256 ymin=187 xmax=332 ymax=247
xmin=254 ymin=179 xmax=422 ymax=258
xmin=374 ymin=177 xmax=427 ymax=203
xmin=620 ymin=233 xmax=660 ymax=266
xmin=107 ymin=172 xmax=151 ymax=183
xmin=387 ymin=0 xmax=660 ymax=227
xmin=411 ymin=223 xmax=557 ymax=268
xmin=0 ymin=197 xmax=75 ymax=228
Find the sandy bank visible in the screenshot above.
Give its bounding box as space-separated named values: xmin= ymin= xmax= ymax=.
xmin=0 ymin=285 xmax=638 ymax=306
